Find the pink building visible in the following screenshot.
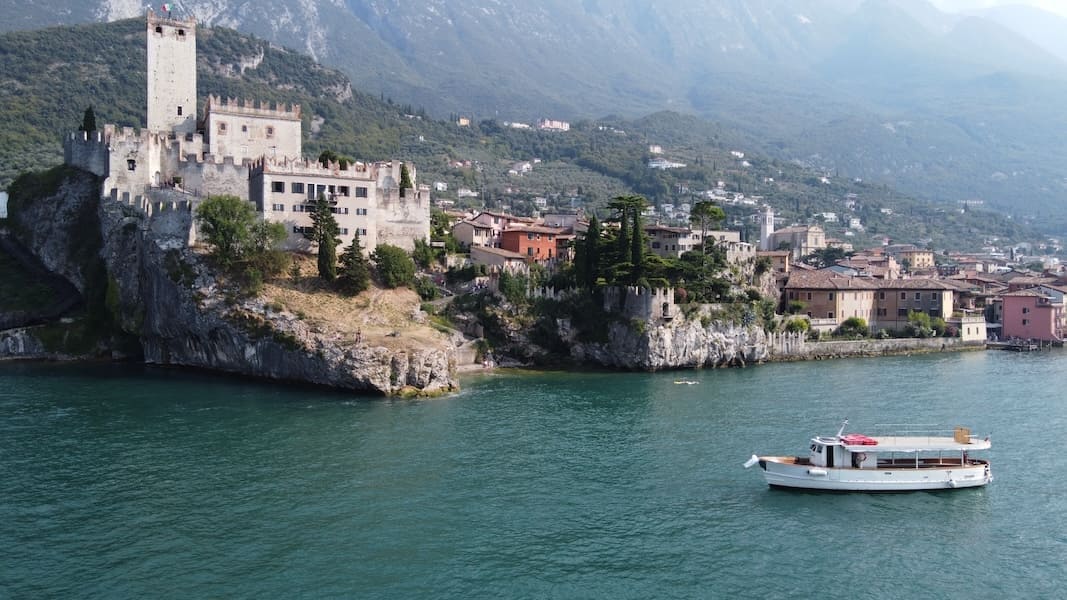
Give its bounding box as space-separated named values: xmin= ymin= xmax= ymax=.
xmin=1001 ymin=289 xmax=1064 ymax=342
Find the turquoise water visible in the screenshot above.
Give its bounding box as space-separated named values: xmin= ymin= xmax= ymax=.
xmin=2 ymin=351 xmax=1066 ymax=598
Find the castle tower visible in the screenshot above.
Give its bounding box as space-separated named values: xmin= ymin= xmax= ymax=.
xmin=146 ymin=10 xmax=197 ymax=134
xmin=759 ymin=205 xmax=775 ymax=251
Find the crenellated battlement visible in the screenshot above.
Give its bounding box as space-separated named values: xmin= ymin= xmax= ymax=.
xmin=205 ymin=94 xmax=301 ymax=121
xmin=249 ymin=156 xmax=373 ymax=179
xmin=146 ymin=9 xmax=195 ymax=30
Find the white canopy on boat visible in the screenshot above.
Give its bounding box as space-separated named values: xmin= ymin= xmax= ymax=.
xmin=841 ymin=435 xmax=991 ymax=453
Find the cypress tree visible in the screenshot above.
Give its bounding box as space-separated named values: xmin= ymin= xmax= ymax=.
xmin=306 ymin=194 xmax=340 ymax=281
xmin=80 ymin=106 xmax=96 ymax=132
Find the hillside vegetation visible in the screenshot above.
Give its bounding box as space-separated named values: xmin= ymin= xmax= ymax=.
xmin=0 ymin=18 xmax=1038 ymax=252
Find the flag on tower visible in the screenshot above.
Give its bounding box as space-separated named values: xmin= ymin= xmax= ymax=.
xmin=161 ymin=3 xmax=172 ymax=13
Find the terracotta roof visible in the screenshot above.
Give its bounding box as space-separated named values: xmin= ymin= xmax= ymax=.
xmin=785 ymin=271 xmax=879 ymax=290
xmin=503 ymin=225 xmax=566 ymax=235
xmin=1009 ymin=276 xmax=1057 ymax=286
xmin=455 ymin=220 xmax=492 ymax=231
xmin=645 ymin=224 xmax=690 ymax=234
xmin=877 ymin=279 xmax=956 ymax=290
xmin=472 ymin=246 xmax=526 ymax=259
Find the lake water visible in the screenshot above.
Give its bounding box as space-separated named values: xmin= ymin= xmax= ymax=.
xmin=2 ymin=350 xmax=1065 ymax=598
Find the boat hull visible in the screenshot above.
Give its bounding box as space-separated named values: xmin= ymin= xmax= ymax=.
xmin=757 ymin=457 xmax=992 ymax=492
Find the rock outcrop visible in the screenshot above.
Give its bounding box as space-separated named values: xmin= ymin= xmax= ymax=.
xmin=567 ymin=318 xmax=769 ymax=370
xmin=8 ymin=168 xmax=456 ymax=395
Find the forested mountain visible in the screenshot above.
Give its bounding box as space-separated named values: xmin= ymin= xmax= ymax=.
xmin=1 ymin=0 xmax=1065 ymax=233
xmin=0 ymin=17 xmax=1043 ymax=252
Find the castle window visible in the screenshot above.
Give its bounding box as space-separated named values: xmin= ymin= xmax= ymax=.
xmin=177 ymin=106 xmax=183 ymax=116
xmin=218 ymin=122 xmax=227 ymax=134
xmin=271 ymin=182 xmax=285 ymax=193
xmin=155 ymin=26 xmax=163 ymax=34
xmin=266 ymin=126 xmax=274 ymax=138
xmin=127 ymin=159 xmax=136 ymax=171
xmin=178 ymin=29 xmax=185 ymax=37
xmin=291 ymin=182 xmax=304 ymax=194
xmin=241 ymin=125 xmax=248 ymax=133
xmin=355 ymin=187 xmax=368 ymax=198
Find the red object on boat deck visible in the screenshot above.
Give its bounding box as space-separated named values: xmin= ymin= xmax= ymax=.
xmin=840 ymin=433 xmax=878 ymax=445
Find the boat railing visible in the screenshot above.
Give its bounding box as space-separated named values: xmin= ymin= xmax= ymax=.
xmin=867 ymin=424 xmax=987 ymax=441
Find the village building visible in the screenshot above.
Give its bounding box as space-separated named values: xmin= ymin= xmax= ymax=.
xmin=783 ymin=271 xmax=878 ymax=332
xmin=500 ymin=225 xmax=566 ymax=264
xmin=469 ymin=246 xmax=528 ymax=273
xmin=871 ymin=279 xmax=956 ymax=331
xmin=886 ymin=244 xmax=936 ymax=271
xmin=1000 ymin=289 xmax=1064 ymax=342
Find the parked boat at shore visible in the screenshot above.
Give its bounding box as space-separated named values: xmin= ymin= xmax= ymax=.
xmin=743 ymin=421 xmax=992 ymax=491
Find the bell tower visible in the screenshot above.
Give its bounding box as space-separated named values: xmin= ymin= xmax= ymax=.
xmin=146 ymin=10 xmax=197 ymax=134
xmin=759 ymin=205 xmax=775 ymax=251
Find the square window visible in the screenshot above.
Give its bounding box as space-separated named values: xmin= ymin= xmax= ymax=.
xmin=900 ymin=292 xmax=907 ymax=300
xmin=241 ymin=125 xmax=248 ymax=133
xmin=271 ymin=181 xmax=285 ymax=193
xmin=291 ymin=182 xmax=304 ymax=194
xmin=266 ymin=126 xmax=274 ymax=138
xmin=355 ymin=187 xmax=369 ymax=198
xmin=126 ymin=159 xmax=136 ymax=171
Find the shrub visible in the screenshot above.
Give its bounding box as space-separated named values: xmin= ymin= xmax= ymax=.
xmin=372 ymin=244 xmax=415 ymax=288
xmin=836 ymin=317 xmax=868 ymax=338
xmin=784 ymin=318 xmax=810 ymax=333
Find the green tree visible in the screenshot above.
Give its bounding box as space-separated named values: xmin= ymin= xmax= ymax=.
xmin=802 ymin=247 xmax=847 ymax=268
xmin=337 ymin=231 xmax=370 ymax=296
xmin=412 ymin=238 xmax=436 ymax=269
xmin=576 ymin=215 xmax=602 ymax=288
xmin=690 ymin=200 xmax=726 ymax=286
xmin=196 ymin=194 xmax=255 ymax=267
xmin=306 ymin=193 xmax=340 ymax=281
xmin=80 ymin=106 xmax=96 ymax=132
xmin=690 ymin=201 xmax=726 ymax=251
xmin=318 ymin=150 xmax=351 ymax=169
xmin=607 ymin=195 xmax=648 ymax=283
xmin=372 ymin=244 xmax=415 ymax=288
xmin=400 ymin=162 xmax=413 ymax=191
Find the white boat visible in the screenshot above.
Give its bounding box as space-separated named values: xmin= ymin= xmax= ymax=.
xmin=743 ymin=422 xmax=992 ymax=491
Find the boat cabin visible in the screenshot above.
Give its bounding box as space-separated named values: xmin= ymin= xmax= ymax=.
xmin=809 ymin=436 xmax=877 ymax=469
xmin=809 ymin=429 xmax=990 ymax=470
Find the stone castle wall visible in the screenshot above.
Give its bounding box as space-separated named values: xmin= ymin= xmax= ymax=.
xmin=602 ymin=286 xmax=675 ymax=322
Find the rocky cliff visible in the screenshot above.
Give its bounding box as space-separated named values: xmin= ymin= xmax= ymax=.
xmin=7 ymin=168 xmax=456 ymax=396
xmin=566 ymin=317 xmax=769 ymax=370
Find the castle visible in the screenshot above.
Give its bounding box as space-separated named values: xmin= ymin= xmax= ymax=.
xmin=63 ymin=10 xmax=430 ymax=252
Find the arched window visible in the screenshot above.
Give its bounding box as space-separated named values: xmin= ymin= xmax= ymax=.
xmin=155 ymin=26 xmax=163 ymax=34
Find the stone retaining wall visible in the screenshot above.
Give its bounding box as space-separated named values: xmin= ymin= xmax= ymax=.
xmin=770 ymin=336 xmax=983 ymax=361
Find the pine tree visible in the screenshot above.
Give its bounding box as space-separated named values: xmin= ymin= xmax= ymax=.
xmin=306 ymin=193 xmax=340 ymax=281
xmin=337 ymin=231 xmax=370 ymax=295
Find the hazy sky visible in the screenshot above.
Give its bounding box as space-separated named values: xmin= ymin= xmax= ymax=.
xmin=929 ymin=0 xmax=1067 ymax=17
